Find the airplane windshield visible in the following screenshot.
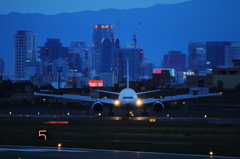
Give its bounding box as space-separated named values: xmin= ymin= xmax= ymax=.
xmin=123 ymin=97 xmax=133 ymax=99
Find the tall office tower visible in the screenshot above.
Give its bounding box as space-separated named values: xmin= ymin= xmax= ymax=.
xmin=39 ymin=38 xmax=68 ymax=85
xmin=92 ymin=24 xmax=114 ymax=77
xmin=0 ymin=59 xmax=4 ymax=76
xmin=164 ymin=51 xmax=186 ymax=71
xmin=120 ymin=45 xmax=144 ymax=81
xmin=99 ymin=38 xmax=120 ymax=86
xmin=101 ymin=38 xmax=120 ymax=73
xmin=225 ymin=42 xmax=240 ymax=67
xmin=188 ymin=43 xmax=206 ymax=71
xmin=13 ymin=30 xmax=37 ymax=81
xmin=69 ymin=42 xmax=91 ymax=74
xmin=206 ymin=41 xmax=232 ymax=68
xmin=40 ymin=38 xmax=68 ymax=61
xmin=144 ymin=63 xmax=155 ymax=79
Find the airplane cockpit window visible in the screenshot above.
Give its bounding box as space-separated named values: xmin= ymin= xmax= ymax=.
xmin=123 ymin=97 xmax=133 ymax=99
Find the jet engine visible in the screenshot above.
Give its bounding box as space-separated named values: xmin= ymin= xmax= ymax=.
xmin=152 ymin=101 xmax=164 ymax=113
xmin=92 ymin=101 xmax=104 ymax=113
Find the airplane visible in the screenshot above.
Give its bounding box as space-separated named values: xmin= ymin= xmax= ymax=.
xmin=35 ymin=60 xmax=222 ymax=116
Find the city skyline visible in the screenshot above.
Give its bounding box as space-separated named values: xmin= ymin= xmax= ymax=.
xmin=0 ymin=0 xmax=240 ymax=71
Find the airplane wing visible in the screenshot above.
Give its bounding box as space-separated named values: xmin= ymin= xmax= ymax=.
xmin=136 ymin=89 xmax=160 ymax=95
xmin=35 ymin=92 xmax=115 ymax=104
xmin=142 ymin=93 xmax=222 ymax=104
xmin=95 ymin=90 xmax=120 ymax=95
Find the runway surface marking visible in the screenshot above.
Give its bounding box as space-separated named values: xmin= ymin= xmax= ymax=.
xmin=0 ymin=145 xmax=238 ymax=158
xmin=0 ymin=147 xmax=90 ymax=153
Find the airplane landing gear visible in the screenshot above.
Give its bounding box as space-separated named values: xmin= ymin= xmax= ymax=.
xmin=142 ymin=112 xmax=148 ymax=116
xmin=142 ymin=107 xmax=148 ymax=116
xmin=108 ymin=107 xmax=114 ymax=116
xmin=108 ymin=112 xmax=114 ymax=116
xmin=126 ymin=110 xmax=134 ymax=116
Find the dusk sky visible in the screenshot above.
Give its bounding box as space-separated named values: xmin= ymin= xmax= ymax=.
xmin=0 ymin=0 xmax=190 ymax=15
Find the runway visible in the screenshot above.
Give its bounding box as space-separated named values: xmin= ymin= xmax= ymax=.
xmin=0 ymin=145 xmax=238 ymax=159
xmin=1 ymin=113 xmax=240 ymax=124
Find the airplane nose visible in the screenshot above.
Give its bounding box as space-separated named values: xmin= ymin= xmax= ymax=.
xmin=123 ymin=99 xmax=134 ymax=105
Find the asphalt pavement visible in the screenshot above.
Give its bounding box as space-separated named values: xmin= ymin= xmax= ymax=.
xmin=0 ymin=145 xmax=238 ymax=159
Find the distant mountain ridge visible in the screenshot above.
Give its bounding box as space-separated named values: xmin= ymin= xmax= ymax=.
xmin=1 ymin=0 xmax=240 ymax=69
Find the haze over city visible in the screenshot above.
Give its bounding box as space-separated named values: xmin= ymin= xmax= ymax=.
xmin=0 ymin=0 xmax=240 ymax=84
xmin=1 ymin=1 xmax=240 ymax=158
xmin=0 ymin=0 xmax=190 ymax=15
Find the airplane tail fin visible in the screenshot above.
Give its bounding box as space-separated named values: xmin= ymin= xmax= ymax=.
xmin=127 ymin=58 xmax=129 ymax=88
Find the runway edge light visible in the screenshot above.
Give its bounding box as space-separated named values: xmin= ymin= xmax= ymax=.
xmin=149 ymin=118 xmax=156 ymax=122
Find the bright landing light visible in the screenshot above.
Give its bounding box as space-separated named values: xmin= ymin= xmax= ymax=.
xmin=136 ymin=100 xmax=142 ymax=105
xmin=114 ymin=100 xmax=120 ymax=105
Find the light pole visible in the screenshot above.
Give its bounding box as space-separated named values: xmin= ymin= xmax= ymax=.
xmin=57 ymin=66 xmax=62 ymax=89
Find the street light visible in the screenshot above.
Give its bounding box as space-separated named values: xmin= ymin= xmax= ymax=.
xmin=57 ymin=66 xmax=63 ymax=89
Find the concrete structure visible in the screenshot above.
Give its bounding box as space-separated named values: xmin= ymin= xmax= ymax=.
xmin=92 ymin=24 xmax=114 ymax=77
xmin=38 ymin=39 xmax=68 ymax=86
xmin=69 ymin=42 xmax=91 ymax=79
xmin=189 ymin=87 xmax=210 ymax=95
xmin=51 ymin=58 xmax=69 ymax=84
xmin=212 ymin=68 xmax=240 ymax=89
xmin=188 ymin=42 xmax=209 ymax=75
xmin=40 ymin=38 xmax=68 ymax=61
xmin=100 ymin=73 xmax=112 ymax=87
xmin=144 ymin=63 xmax=155 ymax=79
xmin=120 ymin=45 xmax=144 ymax=81
xmin=186 ymin=74 xmax=213 ymax=88
xmin=186 ymin=68 xmax=240 ymax=90
xmin=225 ymin=42 xmax=240 ymax=67
xmin=13 ymin=30 xmax=37 ymax=81
xmin=0 ymin=59 xmax=4 ymax=77
xmin=151 ymin=71 xmax=171 ymax=87
xmin=164 ymin=51 xmax=186 ymax=71
xmin=206 ymin=41 xmax=232 ymax=68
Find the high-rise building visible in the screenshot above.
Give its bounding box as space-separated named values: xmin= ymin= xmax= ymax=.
xmin=92 ymin=24 xmax=114 ymax=77
xmin=188 ymin=43 xmax=206 ymax=72
xmin=101 ymin=38 xmax=120 ymax=73
xmin=0 ymin=59 xmax=4 ymax=77
xmin=144 ymin=63 xmax=155 ymax=79
xmin=13 ymin=30 xmax=37 ymax=81
xmin=120 ymin=45 xmax=144 ymax=81
xmin=164 ymin=51 xmax=186 ymax=71
xmin=40 ymin=38 xmax=68 ymax=61
xmin=225 ymin=42 xmax=240 ymax=67
xmin=38 ymin=38 xmax=68 ymax=85
xmin=206 ymin=41 xmax=232 ymax=68
xmin=69 ymin=41 xmax=91 ymax=78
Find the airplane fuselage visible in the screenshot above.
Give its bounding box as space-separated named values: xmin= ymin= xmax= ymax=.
xmin=118 ymin=88 xmax=141 ymax=109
